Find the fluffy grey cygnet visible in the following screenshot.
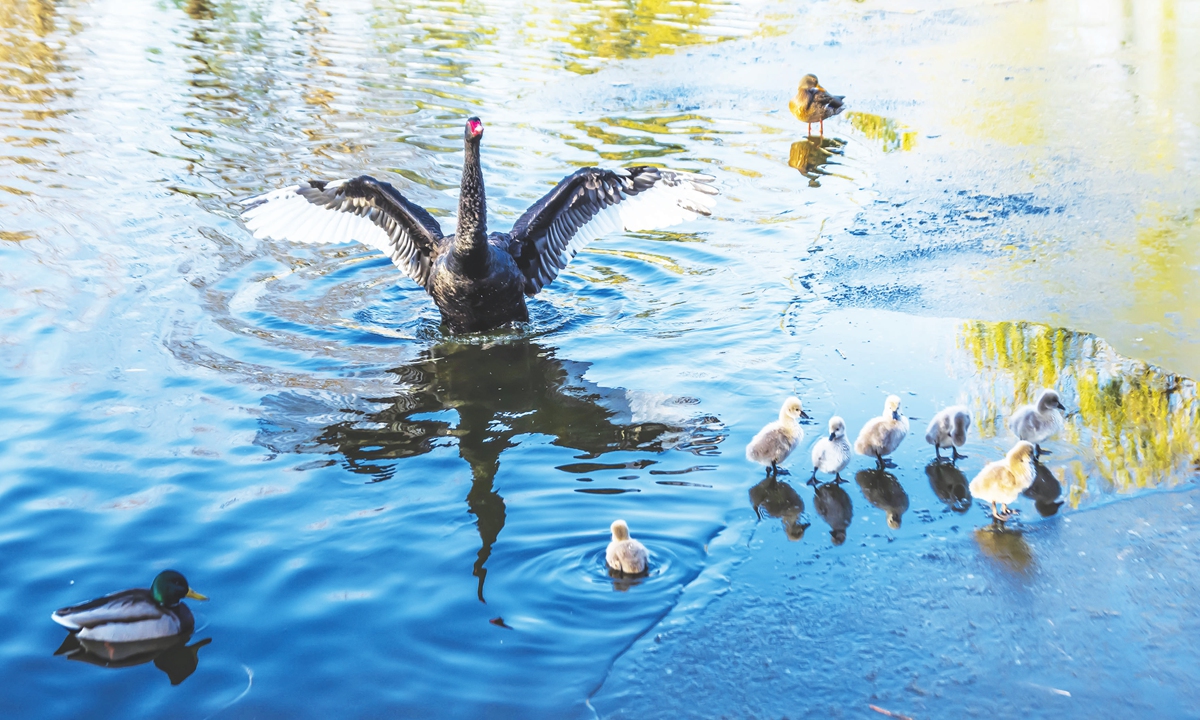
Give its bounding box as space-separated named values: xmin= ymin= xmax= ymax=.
xmin=854 ymin=395 xmax=909 ymax=467
xmin=808 ymin=416 xmax=851 ymax=485
xmin=925 ymin=405 xmax=971 ymax=461
xmin=1008 ymin=389 xmax=1066 ymax=456
xmin=969 ymin=441 xmax=1037 ymax=522
xmin=745 ymin=397 xmax=808 ymax=476
xmin=606 ymin=520 xmax=648 ymax=575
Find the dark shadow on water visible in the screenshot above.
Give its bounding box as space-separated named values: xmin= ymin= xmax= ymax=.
xmin=1024 ymin=463 xmax=1065 ymax=517
xmin=54 ymin=633 xmax=211 ymax=686
xmin=812 ymin=480 xmax=853 ymax=545
xmin=749 ymin=476 xmax=809 ymax=541
xmin=255 ymin=340 xmax=723 ymax=602
xmin=788 ymin=137 xmax=845 ymax=188
xmin=855 ymin=468 xmax=909 ymax=529
xmin=925 ymin=459 xmax=972 ymax=514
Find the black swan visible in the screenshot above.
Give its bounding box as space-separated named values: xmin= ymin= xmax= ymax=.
xmin=239 ymin=117 xmax=718 ymax=333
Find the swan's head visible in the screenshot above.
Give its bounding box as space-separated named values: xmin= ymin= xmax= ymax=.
xmin=151 ymin=570 xmax=207 ymax=607
xmin=830 ymin=529 xmax=846 ymax=546
xmin=1007 ymin=441 xmax=1036 ymax=465
xmin=780 ymin=396 xmax=808 ymax=421
xmin=886 ymin=512 xmax=902 ymax=530
xmin=465 ymin=117 xmax=484 ymax=141
xmin=827 ymin=416 xmax=846 ymax=441
xmin=799 ymin=74 xmax=820 ymax=91
xmin=1037 ymin=388 xmax=1066 ymax=412
xmin=610 ymin=519 xmax=630 ymax=542
xmin=884 ymin=395 xmax=902 ymax=421
xmin=951 ymin=407 xmax=971 ymax=444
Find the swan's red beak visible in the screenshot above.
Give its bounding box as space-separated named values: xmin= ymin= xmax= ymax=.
xmin=467 ymin=117 xmax=484 ymax=138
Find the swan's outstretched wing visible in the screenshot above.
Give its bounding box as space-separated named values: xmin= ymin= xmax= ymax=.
xmin=239 ymin=176 xmax=445 ymax=289
xmin=508 ymin=167 xmax=717 ymax=295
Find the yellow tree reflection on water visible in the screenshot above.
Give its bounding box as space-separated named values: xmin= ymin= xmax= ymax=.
xmin=959 ymin=320 xmax=1200 ymax=507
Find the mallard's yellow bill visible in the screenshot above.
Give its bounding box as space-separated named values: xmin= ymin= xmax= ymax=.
xmin=186 ymin=589 xmax=209 ymax=601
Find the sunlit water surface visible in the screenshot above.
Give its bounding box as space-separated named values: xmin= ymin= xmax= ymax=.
xmin=1 ymin=0 xmax=1198 ymax=717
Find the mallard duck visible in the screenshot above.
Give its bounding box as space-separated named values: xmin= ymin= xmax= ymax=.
xmin=51 ymin=570 xmax=208 ymax=642
xmin=854 ymin=395 xmax=909 ymax=468
xmin=606 ymin=520 xmax=649 ymax=575
xmin=789 ymin=74 xmax=845 ymax=137
xmin=1008 ymin=389 xmax=1067 ymax=456
xmin=925 ymin=405 xmax=971 ymax=461
xmin=745 ymin=396 xmax=809 ymax=476
xmin=969 ymin=441 xmax=1036 ymax=522
xmin=856 ymin=468 xmax=909 ymax=529
xmin=808 ymin=416 xmax=851 ymax=485
xmin=813 ymin=480 xmax=853 ymax=545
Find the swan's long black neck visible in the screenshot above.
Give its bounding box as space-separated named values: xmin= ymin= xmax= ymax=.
xmin=454 ymin=135 xmax=488 ymax=273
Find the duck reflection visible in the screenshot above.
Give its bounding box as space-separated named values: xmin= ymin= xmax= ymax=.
xmin=974 ymin=525 xmax=1034 ymax=575
xmin=813 ymin=481 xmax=853 ymax=545
xmin=788 ymin=137 xmax=845 ymax=187
xmin=855 ymin=468 xmax=909 ymax=529
xmin=54 ymin=634 xmax=211 ymax=685
xmin=1023 ymin=463 xmax=1065 ymax=517
xmin=256 ymin=340 xmax=722 ymax=602
xmin=749 ymin=476 xmax=809 ymax=541
xmin=925 ymin=459 xmax=972 ymax=514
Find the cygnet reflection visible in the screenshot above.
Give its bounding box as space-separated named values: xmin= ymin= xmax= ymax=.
xmin=974 ymin=525 xmax=1035 ymax=575
xmin=813 ymin=481 xmax=853 ymax=545
xmin=749 ymin=476 xmax=810 ymax=541
xmin=53 ymin=633 xmax=212 ymax=685
xmin=855 ymin=468 xmax=909 ymax=530
xmin=1023 ymin=463 xmax=1065 ymax=517
xmin=925 ymin=459 xmax=972 ymax=514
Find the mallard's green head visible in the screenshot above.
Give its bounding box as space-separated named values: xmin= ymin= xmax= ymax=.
xmin=151 ymin=570 xmax=208 ymax=607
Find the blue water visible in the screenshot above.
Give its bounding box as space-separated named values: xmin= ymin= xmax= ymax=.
xmin=2 ymin=0 xmax=1199 ymax=717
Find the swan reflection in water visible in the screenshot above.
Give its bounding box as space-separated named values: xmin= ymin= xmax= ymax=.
xmin=974 ymin=525 xmax=1035 ymax=575
xmin=1024 ymin=463 xmax=1065 ymax=517
xmin=787 ymin=137 xmax=846 ymax=188
xmin=54 ymin=633 xmax=211 ymax=685
xmin=926 ymin=459 xmax=972 ymax=514
xmin=256 ymin=340 xmax=723 ymax=602
xmin=812 ymin=480 xmax=853 ymax=545
xmin=749 ymin=476 xmax=809 ymax=541
xmin=856 ymin=468 xmax=909 ymax=530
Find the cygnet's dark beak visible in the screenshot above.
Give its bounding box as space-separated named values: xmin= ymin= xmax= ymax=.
xmin=799 ymin=410 xmax=811 ymax=419
xmin=892 ymin=410 xmax=901 ymax=421
xmin=1057 ymin=401 xmax=1068 ymax=411
xmin=829 ymin=432 xmax=836 ymax=441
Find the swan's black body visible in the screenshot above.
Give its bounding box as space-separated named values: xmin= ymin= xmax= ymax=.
xmin=241 ymin=118 xmax=717 ymax=334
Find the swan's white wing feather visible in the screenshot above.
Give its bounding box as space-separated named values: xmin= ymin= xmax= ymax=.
xmin=510 ymin=167 xmax=717 ymax=295
xmin=240 ymin=176 xmax=444 ymax=288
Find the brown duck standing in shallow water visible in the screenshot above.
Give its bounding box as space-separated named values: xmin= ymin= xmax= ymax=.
xmin=789 ymin=74 xmax=845 ymax=137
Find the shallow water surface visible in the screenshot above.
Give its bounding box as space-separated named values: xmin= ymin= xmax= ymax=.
xmin=1 ymin=0 xmax=1199 ymax=717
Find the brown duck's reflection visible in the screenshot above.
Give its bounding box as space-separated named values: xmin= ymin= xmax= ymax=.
xmin=1024 ymin=463 xmax=1065 ymax=517
xmin=813 ymin=480 xmax=853 ymax=546
xmin=54 ymin=633 xmax=211 ymax=686
xmin=749 ymin=476 xmax=809 ymax=541
xmin=788 ymin=137 xmax=845 ymax=188
xmin=256 ymin=340 xmax=722 ymax=602
xmin=926 ymin=459 xmax=972 ymax=514
xmin=856 ymin=468 xmax=909 ymax=530
xmin=974 ymin=525 xmax=1035 ymax=575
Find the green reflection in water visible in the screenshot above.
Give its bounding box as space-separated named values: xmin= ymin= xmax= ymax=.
xmin=959 ymin=320 xmax=1200 ymax=505
xmin=556 ymin=0 xmax=740 ymax=74
xmin=844 ymin=111 xmax=917 ymax=153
